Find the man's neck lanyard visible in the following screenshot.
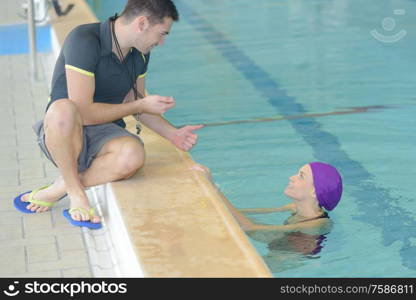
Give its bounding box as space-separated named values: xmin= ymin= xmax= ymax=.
xmin=111 ymin=14 xmax=143 ymax=133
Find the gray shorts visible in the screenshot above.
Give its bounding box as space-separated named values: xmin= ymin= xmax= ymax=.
xmin=33 ymin=120 xmax=143 ymax=172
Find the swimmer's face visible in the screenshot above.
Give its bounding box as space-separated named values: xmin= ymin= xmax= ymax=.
xmin=284 ymin=164 xmax=315 ymax=201
xmin=134 ymin=16 xmax=173 ymax=54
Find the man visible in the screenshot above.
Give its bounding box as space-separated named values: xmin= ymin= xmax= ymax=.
xmin=14 ymin=0 xmax=203 ymax=228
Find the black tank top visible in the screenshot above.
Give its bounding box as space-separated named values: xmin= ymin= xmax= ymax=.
xmin=284 ymin=211 xmax=329 ymax=225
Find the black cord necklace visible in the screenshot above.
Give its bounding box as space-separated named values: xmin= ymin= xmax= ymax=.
xmin=111 ymin=14 xmax=146 ymax=100
xmin=111 ymin=14 xmax=143 ymax=133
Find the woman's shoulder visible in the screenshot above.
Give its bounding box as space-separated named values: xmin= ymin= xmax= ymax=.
xmin=298 ymin=217 xmax=332 ymax=235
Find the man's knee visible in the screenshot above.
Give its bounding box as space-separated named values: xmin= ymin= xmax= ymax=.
xmin=44 ymin=99 xmax=82 ymax=132
xmin=113 ymin=140 xmax=145 ymax=179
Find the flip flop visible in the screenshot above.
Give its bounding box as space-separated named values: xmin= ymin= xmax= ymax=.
xmin=13 ymin=186 xmax=66 ymax=214
xmin=63 ymin=208 xmax=102 ymax=230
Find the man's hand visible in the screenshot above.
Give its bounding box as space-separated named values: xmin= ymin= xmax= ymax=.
xmin=139 ymin=95 xmax=175 ymax=115
xmin=170 ymin=125 xmax=204 ymax=151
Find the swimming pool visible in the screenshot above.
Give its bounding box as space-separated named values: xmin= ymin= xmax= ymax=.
xmin=87 ymin=0 xmax=416 ymax=277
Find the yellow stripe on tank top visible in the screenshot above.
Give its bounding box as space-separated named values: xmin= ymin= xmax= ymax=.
xmin=137 ymin=72 xmax=147 ymax=79
xmin=65 ymin=65 xmax=95 ymax=77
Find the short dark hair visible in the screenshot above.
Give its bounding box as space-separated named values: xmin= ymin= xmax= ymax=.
xmin=121 ymin=0 xmax=179 ymax=24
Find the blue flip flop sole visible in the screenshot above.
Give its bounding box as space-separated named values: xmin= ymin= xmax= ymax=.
xmin=13 ymin=191 xmax=67 ymax=214
xmin=63 ymin=209 xmax=102 ymax=230
xmin=13 ymin=191 xmax=36 ymax=213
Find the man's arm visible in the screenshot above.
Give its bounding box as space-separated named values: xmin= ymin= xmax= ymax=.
xmin=139 ymin=113 xmax=203 ymax=151
xmin=124 ymin=75 xmax=145 ymax=121
xmin=135 ymin=77 xmax=203 ymax=151
xmin=66 ymin=69 xmax=143 ymax=125
xmin=66 ymin=69 xmax=174 ymax=125
xmin=133 ymin=76 xmax=176 ymax=139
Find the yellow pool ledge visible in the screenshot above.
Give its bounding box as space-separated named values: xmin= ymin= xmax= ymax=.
xmin=49 ymin=0 xmax=272 ymax=277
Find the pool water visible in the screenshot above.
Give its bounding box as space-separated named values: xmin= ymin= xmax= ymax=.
xmin=87 ymin=0 xmax=416 ymax=277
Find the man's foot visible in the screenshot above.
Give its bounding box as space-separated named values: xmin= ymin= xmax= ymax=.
xmin=63 ymin=208 xmax=102 ymax=229
xmin=68 ymin=207 xmax=101 ymax=223
xmin=68 ymin=192 xmax=101 ymax=224
xmin=21 ymin=178 xmax=67 ymax=213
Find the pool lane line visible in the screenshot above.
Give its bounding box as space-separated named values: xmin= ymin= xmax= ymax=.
xmin=197 ymin=105 xmax=389 ymax=128
xmin=176 ymin=0 xmax=416 ymax=271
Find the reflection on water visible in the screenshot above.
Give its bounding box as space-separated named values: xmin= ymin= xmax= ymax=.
xmin=268 ymin=232 xmax=326 ymax=255
xmin=263 ymin=232 xmax=326 ymax=273
xmin=247 ymin=217 xmax=331 ymax=274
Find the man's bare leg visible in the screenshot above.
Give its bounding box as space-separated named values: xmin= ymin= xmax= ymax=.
xmin=24 ymin=136 xmax=145 ymax=212
xmin=22 ymin=100 xmax=144 ymax=222
xmin=42 ymin=99 xmax=97 ymax=222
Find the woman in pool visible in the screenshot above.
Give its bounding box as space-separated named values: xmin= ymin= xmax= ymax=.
xmin=193 ymin=162 xmax=342 ymax=272
xmin=193 ymin=161 xmax=342 ymax=272
xmin=192 ymin=161 xmax=343 ymax=237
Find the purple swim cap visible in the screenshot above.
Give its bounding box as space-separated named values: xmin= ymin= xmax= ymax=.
xmin=309 ymin=162 xmax=343 ymax=211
